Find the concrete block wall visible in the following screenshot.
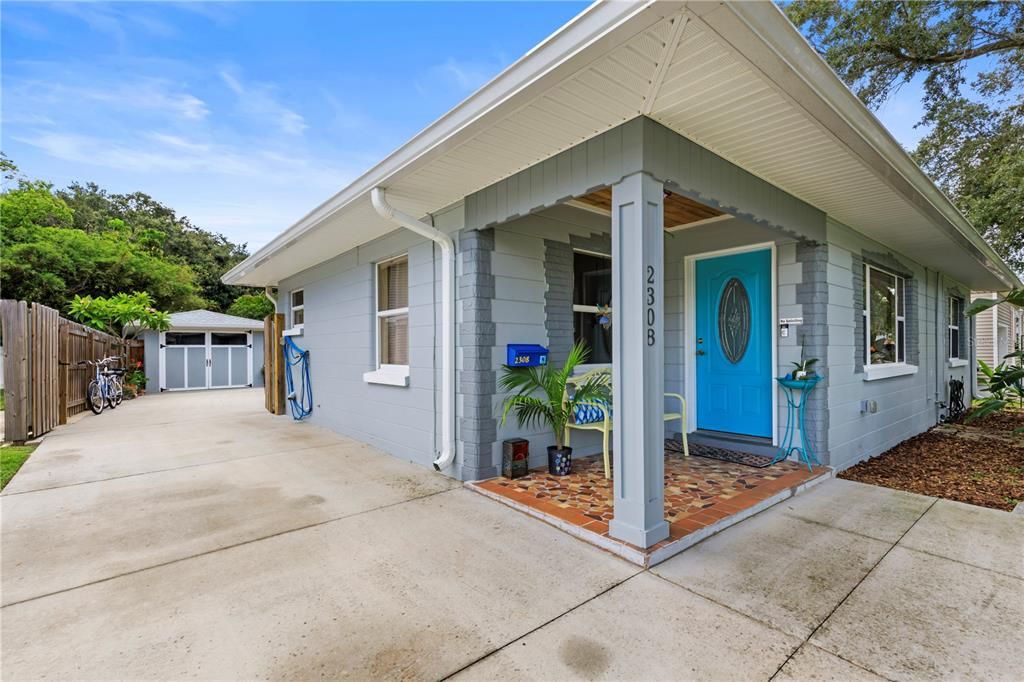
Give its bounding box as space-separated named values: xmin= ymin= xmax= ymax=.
xmin=795 ymin=242 xmax=829 ymax=458
xmin=490 ymin=209 xmax=608 ymax=470
xmin=825 ymin=218 xmax=974 ymax=471
xmin=458 ymin=228 xmax=499 ymax=480
xmin=274 ymin=203 xmax=459 ymax=472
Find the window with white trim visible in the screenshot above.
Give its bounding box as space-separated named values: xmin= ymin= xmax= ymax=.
xmin=290 ymin=289 xmax=304 ymax=329
xmin=376 ymin=256 xmax=409 ymax=367
xmin=573 ymin=250 xmax=613 ymax=364
xmin=948 ymin=296 xmax=963 ymax=360
xmin=864 ymin=265 xmax=906 ymax=365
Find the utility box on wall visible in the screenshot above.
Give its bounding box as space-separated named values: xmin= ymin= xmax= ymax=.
xmin=506 ymin=344 xmax=548 ymax=367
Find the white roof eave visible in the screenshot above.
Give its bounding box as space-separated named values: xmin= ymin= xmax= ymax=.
xmin=222 ymin=0 xmax=673 ymax=286
xmin=702 ymin=1 xmax=1019 ymax=289
xmin=222 ymin=0 xmax=1019 ymax=291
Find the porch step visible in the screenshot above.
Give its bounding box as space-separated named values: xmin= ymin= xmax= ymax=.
xmin=686 ymin=430 xmax=779 ymax=458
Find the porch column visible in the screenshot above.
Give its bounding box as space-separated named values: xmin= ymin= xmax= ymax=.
xmin=608 ymin=171 xmax=669 ymax=548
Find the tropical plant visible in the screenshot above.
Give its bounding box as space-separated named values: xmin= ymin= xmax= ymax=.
xmin=791 ymin=357 xmax=819 ymax=377
xmin=965 ymin=288 xmax=1024 ymax=317
xmin=125 ymin=365 xmax=147 ymax=389
xmin=68 ymin=292 xmax=171 ymax=340
xmin=966 ymin=287 xmax=1024 ymax=430
xmin=970 ymin=354 xmax=1024 ymax=427
xmin=499 ymin=342 xmax=610 ymax=449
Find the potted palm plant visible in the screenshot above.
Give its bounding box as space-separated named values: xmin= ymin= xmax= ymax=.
xmin=499 ymin=341 xmax=610 ymax=475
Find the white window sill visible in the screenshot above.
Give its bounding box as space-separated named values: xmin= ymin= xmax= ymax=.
xmin=947 ymin=358 xmax=968 ymax=368
xmin=283 ymin=327 xmax=304 ymax=337
xmin=363 ymin=365 xmax=409 ymax=387
xmin=863 ymin=363 xmax=919 ymax=381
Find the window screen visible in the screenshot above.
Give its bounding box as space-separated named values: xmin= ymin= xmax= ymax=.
xmin=572 ymin=251 xmax=613 ymax=364
xmin=948 ymin=297 xmax=963 ymax=360
xmin=165 ymin=332 xmax=206 ymax=346
xmin=291 ymin=289 xmax=305 ymax=327
xmin=864 ymin=265 xmax=905 ymax=366
xmin=377 ymin=256 xmax=409 ymax=365
xmin=211 ymin=332 xmax=247 ymax=346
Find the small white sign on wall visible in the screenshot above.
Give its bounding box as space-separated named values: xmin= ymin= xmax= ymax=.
xmin=779 ymin=317 xmax=804 ymax=325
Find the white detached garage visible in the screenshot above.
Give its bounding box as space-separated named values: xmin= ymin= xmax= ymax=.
xmin=140 ymin=310 xmax=265 ymax=393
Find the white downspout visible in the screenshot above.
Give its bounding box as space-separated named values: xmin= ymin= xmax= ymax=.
xmin=264 ymin=286 xmax=278 ymax=307
xmin=370 ymin=187 xmax=456 ymax=472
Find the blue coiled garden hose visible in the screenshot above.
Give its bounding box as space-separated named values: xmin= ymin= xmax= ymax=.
xmin=283 ymin=336 xmax=312 ymax=420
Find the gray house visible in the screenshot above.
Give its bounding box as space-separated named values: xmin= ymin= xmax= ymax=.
xmin=223 ymin=2 xmax=1019 ymax=549
xmin=140 ymin=310 xmax=265 ymax=394
xmin=971 ymin=292 xmax=1023 ymax=393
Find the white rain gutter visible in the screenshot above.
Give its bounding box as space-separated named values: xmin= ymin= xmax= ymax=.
xmin=264 ymin=286 xmax=278 ymax=306
xmin=371 ymin=187 xmax=456 ymax=473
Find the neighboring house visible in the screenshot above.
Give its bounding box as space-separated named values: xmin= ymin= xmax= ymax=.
xmin=972 ymin=292 xmax=1024 ymax=384
xmin=139 ymin=310 xmax=265 ymax=394
xmin=223 ymin=3 xmax=1019 ymax=548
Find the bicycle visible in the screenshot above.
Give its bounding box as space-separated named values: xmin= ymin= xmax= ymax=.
xmin=82 ymin=356 xmax=125 ymax=415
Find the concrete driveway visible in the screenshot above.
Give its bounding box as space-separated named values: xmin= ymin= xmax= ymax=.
xmin=2 ymin=390 xmax=1022 ymax=680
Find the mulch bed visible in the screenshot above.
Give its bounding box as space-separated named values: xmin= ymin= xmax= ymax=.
xmin=969 ymin=409 xmax=1024 ymax=433
xmin=840 ymin=414 xmax=1024 ymax=511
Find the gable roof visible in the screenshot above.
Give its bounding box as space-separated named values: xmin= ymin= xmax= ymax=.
xmin=223 ymin=1 xmax=1019 ymax=291
xmin=167 ymin=310 xmax=264 ymax=331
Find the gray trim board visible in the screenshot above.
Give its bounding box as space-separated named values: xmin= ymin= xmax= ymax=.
xmin=466 ymin=117 xmax=826 ymax=246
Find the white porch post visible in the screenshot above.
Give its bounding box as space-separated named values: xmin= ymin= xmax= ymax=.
xmin=608 ymin=171 xmax=669 ymax=548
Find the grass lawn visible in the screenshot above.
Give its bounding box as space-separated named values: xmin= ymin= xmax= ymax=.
xmin=1 ymin=445 xmax=36 ymax=490
xmin=841 ymin=409 xmax=1024 ymax=511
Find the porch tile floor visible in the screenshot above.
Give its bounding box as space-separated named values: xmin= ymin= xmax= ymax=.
xmin=468 ymin=451 xmax=831 ymax=566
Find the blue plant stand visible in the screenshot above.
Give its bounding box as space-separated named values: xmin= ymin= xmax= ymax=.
xmin=772 ymin=376 xmax=823 ymax=471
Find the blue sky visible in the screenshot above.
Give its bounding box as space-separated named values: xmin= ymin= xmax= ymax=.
xmin=3 ymin=2 xmax=929 ymax=251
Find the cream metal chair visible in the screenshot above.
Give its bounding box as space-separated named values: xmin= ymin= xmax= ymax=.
xmin=563 ymin=368 xmax=689 ymax=479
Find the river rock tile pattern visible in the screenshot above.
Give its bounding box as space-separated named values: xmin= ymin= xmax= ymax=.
xmin=473 ymin=451 xmax=827 ymax=551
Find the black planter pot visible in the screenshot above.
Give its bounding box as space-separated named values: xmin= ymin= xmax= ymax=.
xmin=547 ymin=445 xmax=572 ymax=476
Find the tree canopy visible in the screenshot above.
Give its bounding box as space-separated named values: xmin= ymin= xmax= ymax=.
xmin=785 ymin=1 xmax=1023 ymax=275
xmin=226 ymin=293 xmax=275 ymax=320
xmin=68 ymin=292 xmax=171 ymax=340
xmin=0 ymin=157 xmax=254 ymax=313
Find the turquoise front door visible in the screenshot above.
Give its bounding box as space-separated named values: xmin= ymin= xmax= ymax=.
xmin=695 ymin=249 xmax=772 ymax=437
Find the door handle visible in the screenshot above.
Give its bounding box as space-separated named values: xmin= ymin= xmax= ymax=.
xmin=695 ymin=349 xmax=706 ymax=356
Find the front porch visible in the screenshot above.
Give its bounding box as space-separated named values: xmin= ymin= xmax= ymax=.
xmin=462 ymin=118 xmax=832 ymax=553
xmin=468 ymin=448 xmax=831 ymax=567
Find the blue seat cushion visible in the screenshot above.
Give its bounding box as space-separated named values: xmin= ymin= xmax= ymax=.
xmin=572 ymin=400 xmax=609 ymax=425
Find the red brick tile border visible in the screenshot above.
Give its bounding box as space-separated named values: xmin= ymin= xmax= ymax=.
xmin=467 ymin=451 xmax=831 ymax=566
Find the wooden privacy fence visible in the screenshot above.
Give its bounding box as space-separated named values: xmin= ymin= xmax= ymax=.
xmin=264 ymin=312 xmax=285 ymax=415
xmin=1 ymin=300 xmax=144 ymax=442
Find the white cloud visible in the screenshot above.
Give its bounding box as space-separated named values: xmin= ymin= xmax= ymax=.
xmin=14 ymin=129 xmax=342 ymax=182
xmin=11 ymin=128 xmax=359 ymax=249
xmin=3 ymin=77 xmax=209 ymax=123
xmin=219 ymin=68 xmax=308 ymax=136
xmin=46 ymin=3 xmax=181 ymax=47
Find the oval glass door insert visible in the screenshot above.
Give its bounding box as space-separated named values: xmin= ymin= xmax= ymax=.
xmin=718 ymin=278 xmax=751 ymax=364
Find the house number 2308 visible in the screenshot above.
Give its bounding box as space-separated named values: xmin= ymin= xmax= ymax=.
xmin=646 ymin=265 xmax=656 ymax=347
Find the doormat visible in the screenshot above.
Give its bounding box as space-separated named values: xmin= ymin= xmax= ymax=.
xmin=665 ymin=439 xmax=775 ymax=469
